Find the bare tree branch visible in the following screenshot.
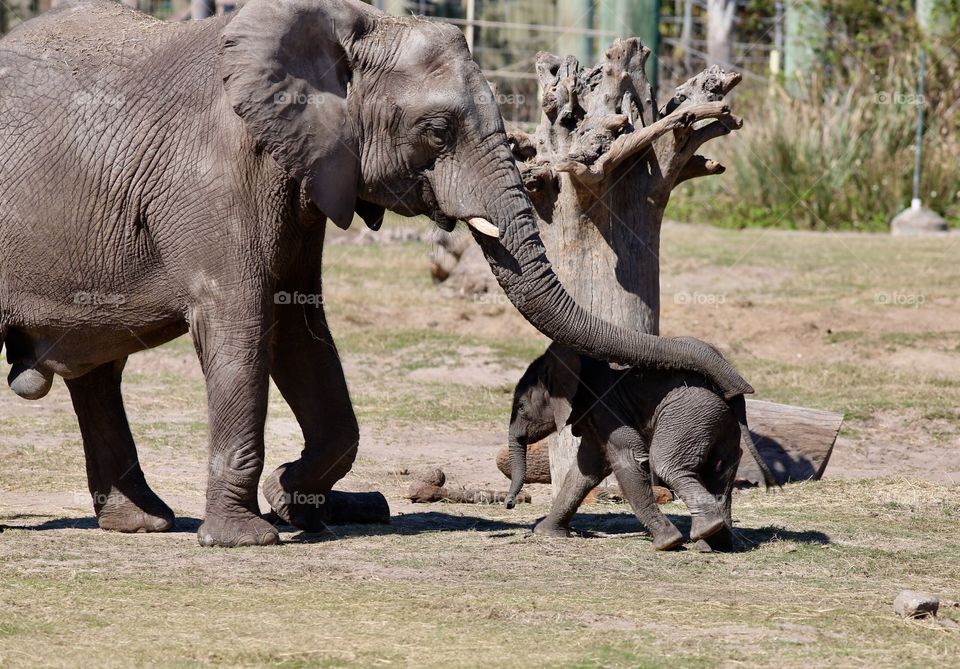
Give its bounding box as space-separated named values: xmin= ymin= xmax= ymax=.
xmin=554 ymin=101 xmax=735 ymax=185
xmin=675 ymin=155 xmax=727 ymax=185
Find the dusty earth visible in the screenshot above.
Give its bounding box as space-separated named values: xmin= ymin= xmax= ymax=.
xmin=2 ymin=222 xmax=959 ymax=509
xmin=0 ymin=222 xmax=958 ymax=668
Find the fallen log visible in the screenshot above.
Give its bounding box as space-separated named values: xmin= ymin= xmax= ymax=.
xmin=430 ymin=230 xmax=499 ymax=296
xmin=735 ymin=400 xmax=844 ymax=486
xmin=406 ymin=468 xmax=531 ymax=505
xmin=495 ymin=440 xmax=551 ymax=484
xmin=494 ymin=400 xmax=843 ymax=489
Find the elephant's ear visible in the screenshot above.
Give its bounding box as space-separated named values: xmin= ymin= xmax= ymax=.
xmin=545 ymin=344 xmax=582 ymax=433
xmin=220 ymin=0 xmax=376 ymax=229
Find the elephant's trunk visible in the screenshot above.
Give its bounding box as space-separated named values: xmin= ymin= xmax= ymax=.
xmin=504 ymin=433 xmax=527 ymax=509
xmin=471 ymin=188 xmax=754 ymax=400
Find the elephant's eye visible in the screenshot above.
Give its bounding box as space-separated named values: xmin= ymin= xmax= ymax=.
xmin=426 ymin=126 xmax=451 ymax=149
xmin=420 ymin=118 xmax=455 ymax=151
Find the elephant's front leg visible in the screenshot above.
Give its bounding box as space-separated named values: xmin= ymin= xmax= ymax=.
xmin=65 ymin=359 xmax=174 ymax=533
xmin=261 ymin=297 xmax=388 ymax=531
xmin=193 ymin=307 xmax=279 ymax=548
xmin=534 ymin=435 xmax=610 ymax=537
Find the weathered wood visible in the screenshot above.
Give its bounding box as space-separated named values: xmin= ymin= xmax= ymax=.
xmin=406 ymin=467 xmax=531 ymax=505
xmin=407 ymin=482 xmax=531 ymax=505
xmin=430 ymin=230 xmax=499 ymax=297
xmin=495 ymin=440 xmax=551 ymax=484
xmin=495 ymin=400 xmax=843 ymax=488
xmin=516 ymin=42 xmax=744 ymax=498
xmin=735 ymin=400 xmax=843 ymax=486
xmin=322 ymin=491 xmax=392 ymax=525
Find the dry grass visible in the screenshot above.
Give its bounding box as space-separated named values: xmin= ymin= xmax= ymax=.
xmin=1 ymin=220 xmax=959 ymax=667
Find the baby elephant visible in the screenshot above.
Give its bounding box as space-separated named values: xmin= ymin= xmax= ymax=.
xmin=505 ymin=343 xmax=774 ymax=551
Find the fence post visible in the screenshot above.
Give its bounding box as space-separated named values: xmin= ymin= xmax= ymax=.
xmin=383 ymin=0 xmax=406 ymax=16
xmin=599 ymin=0 xmax=661 ymax=101
xmin=557 ymin=0 xmax=594 ymax=64
xmin=784 ymin=0 xmax=826 ymax=95
xmin=191 ymin=0 xmax=214 ymax=20
xmin=465 ymin=0 xmax=476 ymax=54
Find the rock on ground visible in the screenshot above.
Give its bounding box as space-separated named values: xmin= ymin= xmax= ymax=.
xmin=894 ymin=590 xmax=940 ymax=619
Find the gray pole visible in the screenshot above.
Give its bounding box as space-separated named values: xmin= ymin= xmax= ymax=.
xmin=911 ymin=49 xmax=926 ymax=210
xmin=784 ymin=0 xmax=826 ymax=95
xmin=191 ymin=0 xmax=215 ymax=20
xmin=465 ymin=0 xmax=476 ymax=54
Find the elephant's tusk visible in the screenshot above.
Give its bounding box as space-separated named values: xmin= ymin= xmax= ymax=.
xmin=465 ymin=217 xmax=499 ymax=238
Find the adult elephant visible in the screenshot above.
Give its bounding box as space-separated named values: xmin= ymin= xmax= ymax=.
xmin=0 ymin=0 xmax=751 ymax=547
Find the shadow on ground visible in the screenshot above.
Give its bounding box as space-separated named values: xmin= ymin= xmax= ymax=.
xmin=1 ymin=510 xmax=830 ymax=553
xmin=0 ymin=514 xmax=202 ymax=533
xmin=284 ymin=510 xmax=531 ymax=543
xmin=567 ymin=512 xmax=831 ymax=552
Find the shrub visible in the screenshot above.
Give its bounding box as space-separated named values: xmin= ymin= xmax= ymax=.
xmin=669 ymin=56 xmax=960 ymax=231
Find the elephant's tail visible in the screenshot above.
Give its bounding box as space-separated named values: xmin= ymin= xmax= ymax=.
xmin=729 ymin=395 xmax=779 ymax=490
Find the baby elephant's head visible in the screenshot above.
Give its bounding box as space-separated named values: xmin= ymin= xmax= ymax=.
xmin=505 ymin=347 xmax=580 ymax=508
xmin=509 ymin=357 xmax=555 ymax=440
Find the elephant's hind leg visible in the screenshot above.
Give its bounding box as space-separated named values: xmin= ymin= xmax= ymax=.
xmin=605 ymin=426 xmax=683 ymax=551
xmin=651 ymin=436 xmax=725 ymax=542
xmin=65 ymin=359 xmax=174 ymax=533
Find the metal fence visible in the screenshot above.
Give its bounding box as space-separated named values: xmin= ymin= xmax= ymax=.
xmin=0 ymin=0 xmax=779 ymax=126
xmin=378 ymin=0 xmax=780 ymax=127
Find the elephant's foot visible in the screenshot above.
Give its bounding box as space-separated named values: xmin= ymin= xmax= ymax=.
xmin=650 ymin=524 xmax=684 ymax=551
xmin=533 ymin=518 xmax=572 ymax=538
xmin=698 ymin=526 xmax=734 ymax=552
xmin=263 ymin=466 xmax=390 ymax=532
xmin=95 ymin=487 xmax=174 ymax=533
xmin=690 ymin=512 xmax=727 ymax=542
xmin=197 ymin=508 xmax=280 ymax=548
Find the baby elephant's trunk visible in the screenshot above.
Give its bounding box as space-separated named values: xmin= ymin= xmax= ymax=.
xmin=729 ymin=395 xmax=778 ymax=489
xmin=504 ymin=434 xmax=527 ymax=509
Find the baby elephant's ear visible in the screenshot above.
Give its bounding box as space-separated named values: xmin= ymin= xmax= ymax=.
xmin=545 ymin=344 xmax=582 ymax=432
xmin=221 ymin=0 xmax=376 ymax=229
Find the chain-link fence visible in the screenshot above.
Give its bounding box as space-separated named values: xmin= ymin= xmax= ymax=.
xmin=379 ymin=0 xmax=779 ymax=127
xmin=0 ymin=0 xmax=779 ymax=126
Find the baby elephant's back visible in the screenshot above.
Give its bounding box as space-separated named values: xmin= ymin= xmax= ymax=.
xmin=631 ymin=369 xmax=736 ymax=439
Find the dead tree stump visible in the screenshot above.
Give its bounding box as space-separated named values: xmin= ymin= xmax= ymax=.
xmin=508 ymin=40 xmax=743 ymax=497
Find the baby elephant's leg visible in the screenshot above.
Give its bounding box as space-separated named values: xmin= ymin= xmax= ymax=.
xmin=605 ymin=427 xmax=683 ymax=551
xmin=534 ymin=435 xmax=609 ymax=537
xmin=697 ymin=420 xmax=743 ymax=552
xmin=650 ymin=409 xmax=727 ymax=542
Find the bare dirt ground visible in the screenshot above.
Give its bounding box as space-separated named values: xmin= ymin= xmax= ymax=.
xmin=1 ymin=221 xmax=958 ymax=667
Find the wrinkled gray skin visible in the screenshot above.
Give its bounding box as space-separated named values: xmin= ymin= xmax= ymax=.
xmin=505 ymin=343 xmax=774 ymax=551
xmin=0 ymin=0 xmax=752 ymax=547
